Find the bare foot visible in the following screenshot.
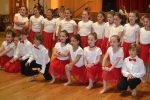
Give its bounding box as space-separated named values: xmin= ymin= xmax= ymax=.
xmin=64 ymin=81 xmax=71 ymax=86
xmin=131 ymin=89 xmax=137 ymax=96
xmin=49 ymin=79 xmax=55 ymax=84
xmin=100 ymin=88 xmax=107 ymax=94
xmin=86 ymin=85 xmax=93 ymax=90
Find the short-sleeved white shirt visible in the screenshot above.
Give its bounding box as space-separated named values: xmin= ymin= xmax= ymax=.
xmin=140 ymin=27 xmax=150 ymax=44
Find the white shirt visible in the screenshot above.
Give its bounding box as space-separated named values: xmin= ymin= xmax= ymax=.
xmin=70 ymin=46 xmax=84 ymax=67
xmin=140 ymin=27 xmax=150 ymax=44
xmin=30 ymin=15 xmax=44 ymax=32
xmin=109 ymin=25 xmax=124 ymax=40
xmin=42 ymin=18 xmax=56 ymax=33
xmin=78 ymin=20 xmax=93 ymax=36
xmin=59 ymin=19 xmax=77 ymax=33
xmin=55 ymin=17 xmax=64 ymax=36
xmin=27 ymin=44 xmax=50 ymax=73
xmin=104 ymin=22 xmax=114 ymax=38
xmin=14 ymin=13 xmax=29 ymax=30
xmin=15 ymin=39 xmax=32 ymax=60
xmin=84 ymin=46 xmax=102 ymax=64
xmin=107 ymin=47 xmax=124 ymax=68
xmin=2 ymin=41 xmax=15 ymax=57
xmin=92 ymin=22 xmax=105 ymax=39
xmin=122 ymin=56 xmax=146 ymax=78
xmin=54 ymin=42 xmax=71 ymax=60
xmin=123 ymin=24 xmax=140 ymax=43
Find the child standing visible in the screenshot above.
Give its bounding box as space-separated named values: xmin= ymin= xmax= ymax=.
xmin=84 ymin=33 xmax=102 ymax=89
xmin=49 ymin=30 xmax=71 ymax=83
xmin=59 ymin=8 xmax=77 ymax=38
xmin=4 ymin=35 xmax=20 ymax=73
xmin=101 ymin=35 xmax=124 ymax=93
xmin=123 ymin=11 xmax=140 ymax=58
xmin=92 ymin=12 xmax=105 ymax=52
xmin=25 ymin=34 xmax=51 ymax=81
xmin=139 ymin=15 xmax=150 ymax=81
xmin=64 ymin=34 xmax=87 ymax=86
xmin=118 ymin=44 xmax=145 ymax=96
xmin=78 ymin=10 xmax=93 ymax=47
xmin=0 ymin=29 xmax=16 ymax=69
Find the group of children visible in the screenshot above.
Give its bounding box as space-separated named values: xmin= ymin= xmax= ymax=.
xmin=0 ymin=5 xmax=150 ymax=97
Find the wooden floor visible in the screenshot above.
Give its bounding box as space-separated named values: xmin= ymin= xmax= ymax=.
xmin=0 ymin=33 xmax=150 ymax=100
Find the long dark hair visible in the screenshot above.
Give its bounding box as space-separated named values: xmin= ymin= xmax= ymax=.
xmin=71 ymin=34 xmax=82 ymax=48
xmin=60 ymin=30 xmax=70 ymax=44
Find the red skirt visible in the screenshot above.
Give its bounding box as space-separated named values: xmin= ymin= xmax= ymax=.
xmin=96 ymin=39 xmax=103 ymax=50
xmin=4 ymin=60 xmax=20 ymax=73
xmin=81 ymin=36 xmax=88 ymax=47
xmin=28 ymin=30 xmax=39 ymax=43
xmin=123 ymin=42 xmax=133 ymax=58
xmin=71 ymin=65 xmax=88 ymax=84
xmin=49 ymin=58 xmax=69 ymax=79
xmin=148 ymin=56 xmax=150 ymax=64
xmin=0 ymin=55 xmax=12 ymax=68
xmin=15 ymin=29 xmax=21 ymax=36
xmin=101 ymin=37 xmax=109 ymax=54
xmin=102 ymin=64 xmax=122 ymax=83
xmin=140 ymin=44 xmax=150 ymax=63
xmin=86 ymin=64 xmax=102 ymax=82
xmin=43 ymin=31 xmax=54 ymax=49
xmin=68 ymin=33 xmax=73 ymax=39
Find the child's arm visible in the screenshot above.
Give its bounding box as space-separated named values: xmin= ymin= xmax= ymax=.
xmin=20 ymin=21 xmax=29 ymax=28
xmin=135 ymin=32 xmax=140 ymax=46
xmin=102 ymin=52 xmax=109 ymax=69
xmin=14 ymin=15 xmax=25 ymax=26
xmin=109 ymin=57 xmax=121 ymax=71
xmin=0 ymin=45 xmax=4 ymax=53
xmin=59 ymin=50 xmax=70 ymax=57
xmin=0 ymin=47 xmax=12 ymax=57
xmin=93 ymin=55 xmax=101 ymax=65
xmin=69 ymin=54 xmax=82 ymax=67
xmin=73 ymin=25 xmax=77 ymax=35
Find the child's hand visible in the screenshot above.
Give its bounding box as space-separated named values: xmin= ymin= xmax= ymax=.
xmin=127 ymin=74 xmax=133 ymax=80
xmin=10 ymin=59 xmax=15 ymax=63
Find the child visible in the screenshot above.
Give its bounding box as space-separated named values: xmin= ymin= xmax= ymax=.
xmin=0 ymin=29 xmax=16 ymax=69
xmin=64 ymin=34 xmax=87 ymax=86
xmin=102 ymin=11 xmax=115 ymax=54
xmin=92 ymin=12 xmax=105 ymax=52
xmin=118 ymin=43 xmax=146 ymax=96
xmin=84 ymin=33 xmax=102 ymax=89
xmin=18 ymin=28 xmax=32 ymax=75
xmin=29 ymin=7 xmax=44 ymax=43
xmin=58 ymin=8 xmax=77 ymax=38
xmin=4 ymin=35 xmax=20 ymax=73
xmin=139 ymin=14 xmax=150 ymax=81
xmin=14 ymin=6 xmax=29 ymax=35
xmin=78 ymin=10 xmax=93 ymax=47
xmin=49 ymin=30 xmax=71 ymax=83
xmin=101 ymin=35 xmax=124 ymax=93
xmin=25 ymin=34 xmax=51 ymax=81
xmin=41 ymin=9 xmax=56 ymax=56
xmin=123 ymin=11 xmax=140 ymax=58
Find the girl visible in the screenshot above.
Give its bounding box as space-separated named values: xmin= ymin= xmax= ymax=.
xmin=25 ymin=34 xmax=51 ymax=81
xmin=92 ymin=12 xmax=105 ymax=53
xmin=0 ymin=29 xmax=16 ymax=69
xmin=41 ymin=9 xmax=56 ymax=56
xmin=49 ymin=30 xmax=71 ymax=84
xmin=84 ymin=33 xmax=102 ymax=89
xmin=4 ymin=35 xmax=20 ymax=73
xmin=64 ymin=34 xmax=87 ymax=86
xmin=101 ymin=35 xmax=124 ymax=93
xmin=101 ymin=11 xmax=115 ymax=54
xmin=139 ymin=15 xmax=150 ymax=81
xmin=58 ymin=8 xmax=77 ymax=38
xmin=123 ymin=11 xmax=140 ymax=58
xmin=109 ymin=13 xmax=125 ymax=42
xmin=118 ymin=44 xmax=145 ymax=96
xmin=29 ymin=7 xmax=44 ymax=43
xmin=14 ymin=6 xmax=29 ymax=35
xmin=78 ymin=10 xmax=93 ymax=47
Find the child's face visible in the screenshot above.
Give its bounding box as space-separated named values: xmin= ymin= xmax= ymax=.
xmin=46 ymin=10 xmax=52 ymax=19
xmin=14 ymin=37 xmax=19 ymax=45
xmin=107 ymin=14 xmax=114 ymax=24
xmin=33 ymin=8 xmax=40 ymax=16
xmin=114 ymin=15 xmax=121 ymax=26
xmin=58 ymin=11 xmax=64 ymax=18
xmin=82 ymin=11 xmax=89 ymax=20
xmin=97 ymin=13 xmax=104 ymax=23
xmin=65 ymin=10 xmax=71 ymax=19
xmin=143 ymin=18 xmax=150 ymax=28
xmin=70 ymin=37 xmax=79 ymax=47
xmin=129 ymin=49 xmax=137 ymax=58
xmin=6 ymin=34 xmax=13 ymax=43
xmin=129 ymin=13 xmax=137 ymax=24
xmin=59 ymin=32 xmax=68 ymax=43
xmin=88 ymin=35 xmax=96 ymax=47
xmin=20 ymin=34 xmax=27 ymax=41
xmin=34 ymin=39 xmax=40 ymax=46
xmin=20 ymin=7 xmax=26 ymax=16
xmin=110 ymin=36 xmax=120 ymax=48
